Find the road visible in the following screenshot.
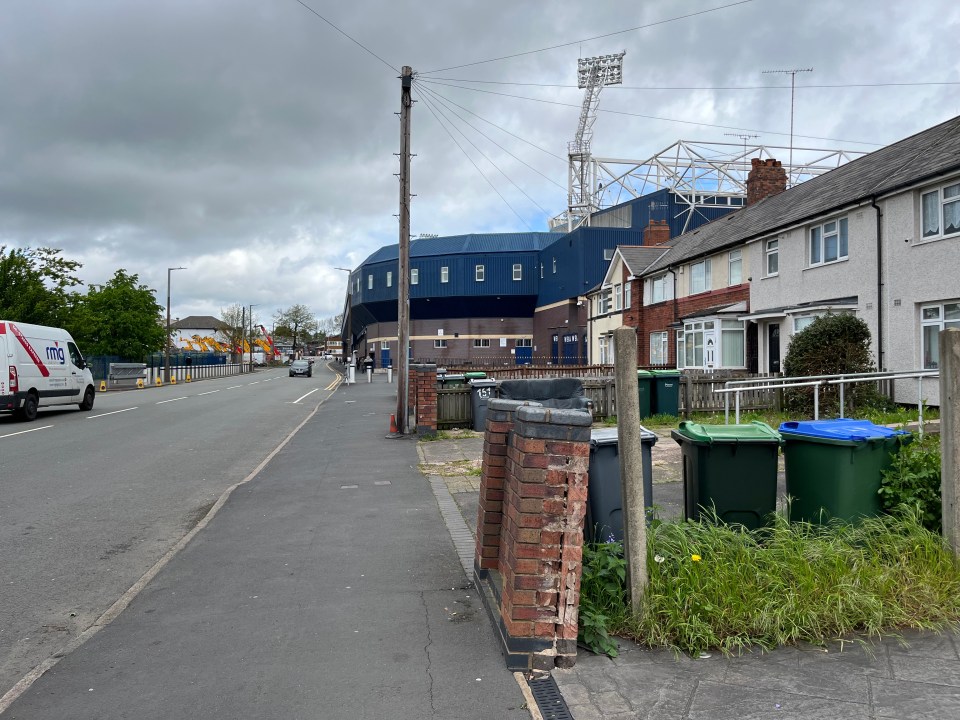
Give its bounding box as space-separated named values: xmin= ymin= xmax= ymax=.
xmin=0 ymin=362 xmax=341 ymax=698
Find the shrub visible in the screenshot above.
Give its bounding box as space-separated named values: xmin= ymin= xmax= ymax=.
xmin=578 ymin=542 xmax=628 ymax=657
xmin=879 ymin=433 xmax=942 ymax=533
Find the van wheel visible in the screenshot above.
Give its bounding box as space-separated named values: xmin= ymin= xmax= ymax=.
xmin=17 ymin=393 xmax=39 ymax=422
xmin=79 ymin=386 xmax=95 ymax=411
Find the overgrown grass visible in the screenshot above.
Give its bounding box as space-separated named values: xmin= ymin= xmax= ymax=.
xmin=580 ymin=510 xmax=960 ymax=657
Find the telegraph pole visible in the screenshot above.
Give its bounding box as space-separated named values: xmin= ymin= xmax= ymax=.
xmin=396 ymin=66 xmax=413 ymax=434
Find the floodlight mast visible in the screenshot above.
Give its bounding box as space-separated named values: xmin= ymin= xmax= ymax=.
xmin=567 ymin=51 xmax=625 ymax=231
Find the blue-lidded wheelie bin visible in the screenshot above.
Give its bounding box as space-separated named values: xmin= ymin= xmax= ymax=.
xmin=585 ymin=426 xmax=658 ymax=543
xmin=779 ymin=419 xmax=910 ymax=523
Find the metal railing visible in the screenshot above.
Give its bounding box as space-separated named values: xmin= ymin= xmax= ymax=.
xmin=720 ymin=369 xmax=940 ymax=429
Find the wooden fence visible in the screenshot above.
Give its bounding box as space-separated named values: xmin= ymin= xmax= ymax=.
xmin=434 ymin=369 xmax=781 ymax=427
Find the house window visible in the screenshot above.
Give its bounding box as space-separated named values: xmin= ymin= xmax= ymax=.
xmin=922 ymin=182 xmax=960 ymax=239
xmin=381 ymin=341 xmax=389 ymax=351
xmin=921 ymin=302 xmax=960 ymax=368
xmin=676 ymin=330 xmax=686 ymax=370
xmin=624 ymin=283 xmax=631 ymax=309
xmin=603 ymin=248 xmax=614 ymax=260
xmin=475 ymin=264 xmax=485 ymax=282
xmin=766 ymin=239 xmax=779 ymax=276
xmin=690 ymin=259 xmax=711 ymax=294
xmin=598 ymin=288 xmax=612 ymax=314
xmin=386 ymin=271 xmax=393 ymax=287
xmin=720 ymin=320 xmax=745 ymax=368
xmin=729 ymin=249 xmax=742 ymax=285
xmin=434 ymin=338 xmax=447 ymax=349
xmin=650 ymin=331 xmax=668 ymax=365
xmin=515 ymin=338 xmax=532 ymax=347
xmin=440 ymin=266 xmax=449 ymax=283
xmin=513 ymin=264 xmax=522 ymax=281
xmin=652 ymin=275 xmax=668 ymax=303
xmin=473 ymin=338 xmax=491 ymax=348
xmin=598 ymin=335 xmax=614 ymax=364
xmin=354 ymin=277 xmax=360 ymax=293
xmin=552 ymin=257 xmax=557 ymax=274
xmin=683 ymin=322 xmax=706 ymax=368
xmin=411 ymin=268 xmax=419 ymax=285
xmin=793 ymin=315 xmax=818 ymax=333
xmin=614 ymin=283 xmax=623 ymax=311
xmin=367 ymin=274 xmax=374 ymax=290
xmin=809 ymin=217 xmax=848 ymax=265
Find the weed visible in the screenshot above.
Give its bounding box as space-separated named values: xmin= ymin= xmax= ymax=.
xmin=879 ymin=433 xmax=942 ymax=533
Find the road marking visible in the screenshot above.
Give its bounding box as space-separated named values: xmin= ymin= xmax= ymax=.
xmin=290 ymin=388 xmax=320 ymax=404
xmin=87 ymin=407 xmax=138 ymax=419
xmin=156 ymin=396 xmax=189 ymax=405
xmin=226 ymin=385 xmax=242 ymax=389
xmin=340 ymin=484 xmax=359 ymax=489
xmin=0 ymin=424 xmax=54 ymax=439
xmin=325 ymin=377 xmax=342 ymax=391
xmin=197 ymin=390 xmax=220 ymax=396
xmin=374 ymin=480 xmax=392 ymax=486
xmin=248 ymin=381 xmax=260 ymax=385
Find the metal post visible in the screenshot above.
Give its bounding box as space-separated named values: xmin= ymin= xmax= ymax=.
xmin=918 ymin=376 xmax=924 ymax=438
xmin=839 ymin=378 xmax=845 ymax=418
xmin=248 ymin=304 xmax=259 ymax=373
xmin=814 ymin=382 xmax=820 ymax=420
xmin=164 ymin=266 xmax=185 ymax=383
xmin=396 ymin=66 xmax=413 ymax=434
xmin=724 ymin=391 xmax=729 ymax=425
xmin=735 ymin=390 xmax=741 ymax=424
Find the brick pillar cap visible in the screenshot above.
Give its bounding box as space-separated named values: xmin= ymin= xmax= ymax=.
xmin=516 ymin=405 xmax=593 ymax=427
xmin=412 ymin=363 xmax=438 ymax=372
xmin=488 ymin=399 xmax=543 ymax=413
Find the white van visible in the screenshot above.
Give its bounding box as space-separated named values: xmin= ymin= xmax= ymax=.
xmin=0 ymin=321 xmax=96 ymax=421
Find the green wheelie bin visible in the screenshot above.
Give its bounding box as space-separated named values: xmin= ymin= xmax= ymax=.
xmin=671 ymin=421 xmax=782 ymax=530
xmin=778 ymin=419 xmax=910 ymax=523
xmin=651 ymin=370 xmax=681 ymax=416
xmin=636 ymin=370 xmax=654 ymax=419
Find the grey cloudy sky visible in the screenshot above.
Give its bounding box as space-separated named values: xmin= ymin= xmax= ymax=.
xmin=2 ymin=0 xmax=958 ymax=324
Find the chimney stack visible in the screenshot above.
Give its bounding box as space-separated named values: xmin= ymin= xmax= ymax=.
xmin=746 ymin=158 xmax=787 ymax=205
xmin=643 ymin=218 xmax=670 ymax=246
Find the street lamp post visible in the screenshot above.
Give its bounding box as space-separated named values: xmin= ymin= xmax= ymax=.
xmin=248 ymin=303 xmax=259 ymax=372
xmin=165 ymin=266 xmax=186 ymax=384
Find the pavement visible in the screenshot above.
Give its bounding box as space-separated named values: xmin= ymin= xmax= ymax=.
xmin=4 ymin=374 xmax=959 ymax=719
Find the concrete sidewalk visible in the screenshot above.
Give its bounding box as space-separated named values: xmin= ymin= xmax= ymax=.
xmin=422 ymin=429 xmax=960 ymax=720
xmin=3 ymin=380 xmax=529 ymax=719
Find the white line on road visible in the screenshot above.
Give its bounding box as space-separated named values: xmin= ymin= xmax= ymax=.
xmin=87 ymin=407 xmax=138 ymax=419
xmin=156 ymin=396 xmax=189 ymax=405
xmin=248 ymin=381 xmax=261 ymax=385
xmin=0 ymin=424 xmax=54 ymax=439
xmin=226 ymin=385 xmax=242 ymax=389
xmin=197 ymin=390 xmax=220 ymax=396
xmin=290 ymin=388 xmax=320 ymax=404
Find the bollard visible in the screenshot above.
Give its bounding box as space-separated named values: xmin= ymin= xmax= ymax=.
xmin=367 ymin=368 xmax=372 ymax=383
xmin=137 ymin=378 xmax=144 ymax=389
xmin=186 ymin=374 xmax=191 ymax=383
xmin=100 ymin=380 xmax=107 ymax=392
xmin=347 ymin=365 xmax=355 ymax=385
xmin=156 ymin=375 xmax=162 ymax=386
xmin=387 ymin=367 xmax=393 ymax=383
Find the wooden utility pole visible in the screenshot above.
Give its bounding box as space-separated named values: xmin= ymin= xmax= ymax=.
xmin=613 ymin=327 xmax=648 ymax=610
xmin=941 ymin=328 xmax=960 ymax=554
xmin=396 ymin=66 xmax=413 ymax=433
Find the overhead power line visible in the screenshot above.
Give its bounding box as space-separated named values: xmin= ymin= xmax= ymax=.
xmin=417 ymin=78 xmax=884 ymax=147
xmin=420 ymin=0 xmax=754 ymax=74
xmin=291 ymin=0 xmax=398 ymax=74
xmin=422 ymin=78 xmax=960 ymax=91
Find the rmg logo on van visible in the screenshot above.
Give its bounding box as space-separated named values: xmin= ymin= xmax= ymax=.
xmin=45 ymin=345 xmax=66 ymax=364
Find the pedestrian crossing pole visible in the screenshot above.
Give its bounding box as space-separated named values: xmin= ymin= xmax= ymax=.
xmin=396 ymin=65 xmax=413 ymax=435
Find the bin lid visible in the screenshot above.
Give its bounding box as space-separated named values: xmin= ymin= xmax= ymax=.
xmin=637 ymin=370 xmax=654 ymax=378
xmin=672 ymin=420 xmax=781 ymax=445
xmin=468 ymin=378 xmax=498 ymax=387
xmin=778 ymin=418 xmax=909 ymax=443
xmin=590 ymin=425 xmax=658 ymax=447
xmin=650 ymin=369 xmax=681 ymax=378
xmin=464 ymin=372 xmax=487 ymax=379
xmin=441 ymin=373 xmax=466 ymax=380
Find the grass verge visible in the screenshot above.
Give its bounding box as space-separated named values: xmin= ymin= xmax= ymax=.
xmin=580 ymin=509 xmax=960 ymax=657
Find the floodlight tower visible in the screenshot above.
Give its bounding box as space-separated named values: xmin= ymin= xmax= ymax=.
xmin=567 ymin=51 xmax=625 ymax=231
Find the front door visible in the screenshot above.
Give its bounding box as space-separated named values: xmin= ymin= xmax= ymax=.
xmin=768 ymin=323 xmax=781 ymax=373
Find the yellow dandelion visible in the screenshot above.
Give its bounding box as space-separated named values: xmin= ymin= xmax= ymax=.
xmin=691 ymin=554 xmax=701 ymax=562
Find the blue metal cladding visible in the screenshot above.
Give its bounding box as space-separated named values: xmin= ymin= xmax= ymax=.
xmin=591 ymin=188 xmax=739 ymax=237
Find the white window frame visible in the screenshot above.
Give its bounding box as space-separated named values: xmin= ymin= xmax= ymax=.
xmin=603 ymin=248 xmax=614 ymax=260
xmin=513 ymin=264 xmax=522 ymax=281
xmin=921 ymin=182 xmax=960 ymax=240
xmin=614 ymin=283 xmax=623 ymax=311
xmin=598 ymin=334 xmax=614 ymax=365
xmin=809 ymin=217 xmax=848 ymax=266
xmin=624 ymin=283 xmax=631 ymax=309
xmin=650 ymin=331 xmax=668 ymax=365
xmin=434 ymin=338 xmax=447 ymax=349
xmin=652 ymin=275 xmax=668 ymax=303
xmin=728 ymin=249 xmax=742 ymax=285
xmin=766 ymin=239 xmax=779 ymax=276
xmin=676 ymin=330 xmax=686 ymax=370
xmin=793 ymin=314 xmax=819 ymax=333
xmin=473 ymin=338 xmax=491 ymax=348
xmin=921 ymin=301 xmax=960 ymax=369
xmin=598 ymin=288 xmax=612 ymax=314
xmin=410 ymin=268 xmax=419 ymax=285
xmin=690 ymin=259 xmax=711 ymax=294
xmin=367 ymin=274 xmax=373 ymax=290
xmin=386 ymin=271 xmax=393 ymax=287
xmin=475 ymin=264 xmax=485 ymax=282
xmin=720 ymin=319 xmax=746 ymax=369
xmin=440 ymin=266 xmax=449 ymax=283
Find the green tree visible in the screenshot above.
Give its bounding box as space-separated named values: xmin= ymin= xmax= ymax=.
xmin=72 ymin=269 xmax=166 ymax=359
xmin=782 ymin=313 xmax=888 ymax=416
xmin=219 ymin=304 xmax=248 ymax=359
xmin=274 ymin=304 xmax=316 ymax=351
xmin=0 ymin=246 xmax=82 ymax=325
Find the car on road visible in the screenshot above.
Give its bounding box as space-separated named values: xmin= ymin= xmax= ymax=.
xmin=289 ymin=359 xmax=312 ymax=378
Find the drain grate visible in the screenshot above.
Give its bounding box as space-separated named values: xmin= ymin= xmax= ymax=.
xmin=528 ymin=674 xmax=575 ymax=720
